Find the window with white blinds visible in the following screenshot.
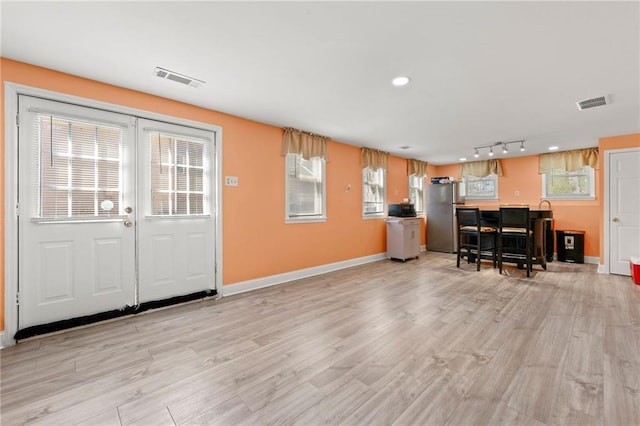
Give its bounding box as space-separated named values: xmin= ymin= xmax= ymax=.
xmin=362 ymin=167 xmax=386 ymax=217
xmin=408 ymin=174 xmax=425 ymax=214
xmin=150 ymin=132 xmax=208 ymax=216
xmin=33 ymin=113 xmax=124 ymax=218
xmin=285 ymin=153 xmax=325 ymax=222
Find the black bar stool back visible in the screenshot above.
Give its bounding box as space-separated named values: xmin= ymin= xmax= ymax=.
xmin=456 ymin=207 xmax=497 ymax=271
xmin=498 ymin=207 xmax=533 ymax=277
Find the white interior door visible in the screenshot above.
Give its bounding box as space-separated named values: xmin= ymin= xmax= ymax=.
xmin=137 ymin=119 xmax=216 ymax=302
xmin=609 ymin=149 xmax=640 ymax=275
xmin=18 ymin=96 xmax=136 ymax=328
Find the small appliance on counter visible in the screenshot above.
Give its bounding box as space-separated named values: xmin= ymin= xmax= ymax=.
xmin=388 ymin=203 xmax=417 ymax=217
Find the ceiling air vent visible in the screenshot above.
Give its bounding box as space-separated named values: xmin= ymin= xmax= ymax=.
xmin=154 ymin=67 xmax=205 ymax=88
xmin=576 ymin=95 xmax=609 ymax=110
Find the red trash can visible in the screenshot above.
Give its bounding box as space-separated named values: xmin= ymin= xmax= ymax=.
xmin=631 ymin=257 xmax=640 ymax=285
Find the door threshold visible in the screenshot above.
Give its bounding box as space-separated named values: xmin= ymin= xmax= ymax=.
xmin=14 ymin=289 xmax=217 ymax=341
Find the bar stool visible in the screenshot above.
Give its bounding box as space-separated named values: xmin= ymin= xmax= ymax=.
xmin=456 ymin=207 xmax=497 ymax=271
xmin=498 ymin=207 xmax=533 ymax=277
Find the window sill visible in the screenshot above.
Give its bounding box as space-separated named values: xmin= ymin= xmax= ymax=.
xmin=542 ymin=196 xmax=596 ymax=201
xmin=362 ymin=214 xmax=386 ymax=220
xmin=286 ymin=216 xmax=327 ymax=224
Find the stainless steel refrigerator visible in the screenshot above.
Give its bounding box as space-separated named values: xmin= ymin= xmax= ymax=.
xmin=426 ymin=182 xmax=465 ymax=253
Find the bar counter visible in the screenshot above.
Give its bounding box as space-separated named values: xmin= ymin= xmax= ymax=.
xmin=476 ymin=209 xmax=553 ymax=269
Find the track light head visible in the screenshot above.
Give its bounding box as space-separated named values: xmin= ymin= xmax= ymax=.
xmin=474 ymin=148 xmax=479 ymax=158
xmin=520 ymin=141 xmax=526 ymax=152
xmin=488 ymin=147 xmax=494 ymax=157
xmin=502 ymin=143 xmax=508 ymax=154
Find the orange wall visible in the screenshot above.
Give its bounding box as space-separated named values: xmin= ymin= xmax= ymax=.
xmin=0 ymin=59 xmax=423 ymax=331
xmin=598 ymin=134 xmax=640 ymax=264
xmin=432 ymin=154 xmax=602 ymax=258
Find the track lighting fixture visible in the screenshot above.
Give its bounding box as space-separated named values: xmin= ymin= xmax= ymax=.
xmin=471 ymin=140 xmax=525 ymax=158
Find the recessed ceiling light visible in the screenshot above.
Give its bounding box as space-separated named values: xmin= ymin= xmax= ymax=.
xmin=392 ymin=76 xmax=411 ymax=86
xmin=459 ymin=157 xmax=467 ymax=162
xmin=398 ymin=145 xmax=412 ymax=150
xmin=548 ymin=146 xmax=559 ymax=151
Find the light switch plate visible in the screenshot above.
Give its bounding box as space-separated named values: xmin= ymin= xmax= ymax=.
xmin=225 ymin=176 xmax=239 ymax=187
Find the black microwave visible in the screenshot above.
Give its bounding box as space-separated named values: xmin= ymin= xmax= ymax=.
xmin=388 ymin=203 xmax=417 ymax=217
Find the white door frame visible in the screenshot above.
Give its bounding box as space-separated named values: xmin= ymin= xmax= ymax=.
xmin=603 ymin=146 xmax=640 ymax=275
xmin=3 ymin=82 xmax=223 ymax=347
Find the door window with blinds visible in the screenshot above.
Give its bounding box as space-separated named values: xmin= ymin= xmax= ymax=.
xmin=285 ymin=153 xmax=326 ymax=222
xmin=150 ymin=132 xmax=209 ymax=216
xmin=31 ymin=113 xmax=125 ymax=219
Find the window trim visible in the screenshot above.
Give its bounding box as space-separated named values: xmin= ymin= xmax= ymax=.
xmin=284 ymin=153 xmax=327 ymax=224
xmin=362 ymin=167 xmax=387 ymax=219
xmin=461 ymin=173 xmax=499 ymax=201
xmin=541 ymin=166 xmax=595 ymax=200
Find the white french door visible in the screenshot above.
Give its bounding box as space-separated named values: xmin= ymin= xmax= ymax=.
xmin=608 ymin=149 xmax=640 ymax=275
xmin=137 ymin=119 xmax=215 ymax=302
xmin=18 ymin=96 xmax=136 ymax=328
xmin=17 ymin=96 xmax=216 ymax=331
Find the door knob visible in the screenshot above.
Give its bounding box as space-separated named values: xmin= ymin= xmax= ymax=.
xmin=612 ymin=217 xmax=620 ymax=222
xmin=123 ymin=220 xmax=133 ymax=228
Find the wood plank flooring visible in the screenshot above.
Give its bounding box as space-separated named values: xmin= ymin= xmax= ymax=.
xmin=1 ymin=252 xmax=639 ymax=425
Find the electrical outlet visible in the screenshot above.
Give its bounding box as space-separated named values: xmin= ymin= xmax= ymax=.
xmin=225 ymin=176 xmax=239 ymax=187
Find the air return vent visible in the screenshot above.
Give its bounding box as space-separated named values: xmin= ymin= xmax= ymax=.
xmin=576 ymin=95 xmax=609 ymax=110
xmin=154 ymin=67 xmax=205 ymax=88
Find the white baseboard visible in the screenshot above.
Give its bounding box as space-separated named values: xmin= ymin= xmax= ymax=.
xmin=420 ymin=244 xmax=426 ymax=252
xmin=222 ymin=252 xmax=387 ymax=297
xmin=552 ymin=253 xmax=599 ymax=266
xmin=584 ymin=256 xmax=599 ymax=265
xmin=0 ymin=331 xmax=6 ymax=349
xmin=597 ymin=264 xmax=606 ymax=274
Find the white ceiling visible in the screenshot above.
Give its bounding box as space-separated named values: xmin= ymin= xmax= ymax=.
xmin=2 ymin=1 xmax=639 ymax=164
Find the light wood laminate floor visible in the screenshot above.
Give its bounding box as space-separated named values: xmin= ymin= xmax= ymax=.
xmin=1 ymin=252 xmax=639 ymax=425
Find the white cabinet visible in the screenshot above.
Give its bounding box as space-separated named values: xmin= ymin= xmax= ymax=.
xmin=385 ymin=217 xmax=421 ymax=261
